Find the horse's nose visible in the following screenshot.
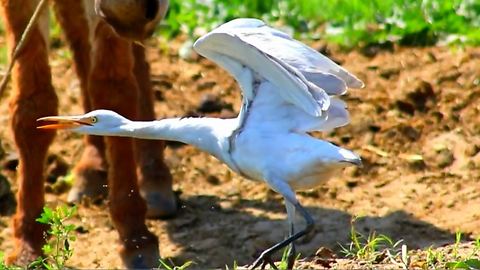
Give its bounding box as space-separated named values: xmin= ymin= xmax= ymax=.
xmin=94 ymin=0 xmax=169 ymax=41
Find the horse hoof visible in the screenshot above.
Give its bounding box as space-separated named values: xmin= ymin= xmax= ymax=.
xmin=68 ymin=167 xmax=108 ymax=203
xmin=68 ymin=145 xmax=108 ymax=203
xmin=119 ymin=238 xmax=160 ymax=269
xmin=6 ymin=243 xmax=42 ymax=267
xmin=137 ymin=160 xmax=177 ymax=219
xmin=142 ymin=189 xmax=177 ymax=219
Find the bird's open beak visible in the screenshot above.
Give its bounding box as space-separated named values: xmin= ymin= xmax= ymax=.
xmin=36 ymin=115 xmax=93 ymax=130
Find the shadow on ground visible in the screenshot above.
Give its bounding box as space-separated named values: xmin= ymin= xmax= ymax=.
xmin=161 ymin=194 xmax=455 ymax=268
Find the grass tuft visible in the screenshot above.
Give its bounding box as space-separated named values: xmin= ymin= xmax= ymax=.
xmin=158 ymin=258 xmax=194 ymax=270
xmin=444 ymin=232 xmax=480 ymax=270
xmin=340 ymin=217 xmax=403 ymax=264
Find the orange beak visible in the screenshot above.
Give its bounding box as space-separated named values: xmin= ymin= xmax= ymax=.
xmin=37 ymin=115 xmax=93 ymax=130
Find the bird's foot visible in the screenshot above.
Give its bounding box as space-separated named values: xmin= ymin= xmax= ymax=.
xmin=250 ymin=251 xmax=278 ymax=270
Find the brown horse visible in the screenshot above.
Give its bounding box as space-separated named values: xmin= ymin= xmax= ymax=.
xmin=0 ymin=0 xmax=176 ymax=267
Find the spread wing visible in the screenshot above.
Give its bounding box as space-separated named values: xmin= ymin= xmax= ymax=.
xmin=193 ymin=18 xmax=363 ymax=132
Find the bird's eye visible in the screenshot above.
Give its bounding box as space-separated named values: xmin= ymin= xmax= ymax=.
xmin=91 ymin=116 xmax=98 ymax=123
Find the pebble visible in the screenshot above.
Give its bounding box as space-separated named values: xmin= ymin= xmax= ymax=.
xmin=435 ymin=148 xmax=455 ymax=168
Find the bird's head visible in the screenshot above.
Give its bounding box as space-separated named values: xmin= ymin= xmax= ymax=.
xmin=37 ymin=110 xmax=131 ymax=136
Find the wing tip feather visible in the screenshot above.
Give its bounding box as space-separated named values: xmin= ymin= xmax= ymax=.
xmin=348 ymin=77 xmax=365 ymax=89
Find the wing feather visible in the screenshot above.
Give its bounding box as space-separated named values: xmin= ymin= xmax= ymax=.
xmin=193 ymin=18 xmax=363 ymax=132
xmin=194 ymin=23 xmax=327 ymax=116
xmin=213 ymin=18 xmax=364 ymax=90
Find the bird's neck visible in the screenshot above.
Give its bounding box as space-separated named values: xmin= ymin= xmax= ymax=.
xmin=120 ymin=117 xmax=234 ymax=159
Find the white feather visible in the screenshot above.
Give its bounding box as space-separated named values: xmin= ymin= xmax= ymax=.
xmin=193 ymin=18 xmax=363 ymax=133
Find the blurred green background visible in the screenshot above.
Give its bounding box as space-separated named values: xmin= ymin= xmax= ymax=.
xmin=163 ymin=0 xmax=480 ymax=47
xmin=0 ymin=0 xmax=479 ymax=65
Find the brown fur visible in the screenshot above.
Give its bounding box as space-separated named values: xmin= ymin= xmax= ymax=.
xmin=0 ymin=0 xmax=175 ymax=267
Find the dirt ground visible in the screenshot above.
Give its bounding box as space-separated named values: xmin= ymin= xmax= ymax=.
xmin=0 ymin=36 xmax=480 ymax=269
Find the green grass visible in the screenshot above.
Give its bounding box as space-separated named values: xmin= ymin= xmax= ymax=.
xmin=445 ymin=233 xmax=480 ymax=270
xmin=163 ymin=0 xmax=480 ymax=47
xmin=340 ymin=217 xmax=404 ymax=265
xmin=341 ymin=220 xmax=480 ymax=269
xmin=2 ymin=1 xmax=478 ymax=52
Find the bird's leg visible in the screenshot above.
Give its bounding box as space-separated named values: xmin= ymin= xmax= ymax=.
xmin=250 ymin=180 xmax=315 ymax=270
xmin=287 ymin=227 xmax=296 ymax=269
xmin=250 ymin=202 xmax=313 ymax=269
xmin=285 ymin=200 xmax=296 ymax=269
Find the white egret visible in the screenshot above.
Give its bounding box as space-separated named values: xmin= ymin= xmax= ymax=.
xmin=37 ymin=18 xmax=363 ymax=269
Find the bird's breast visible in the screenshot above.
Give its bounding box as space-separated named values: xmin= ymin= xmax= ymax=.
xmin=287 ymin=163 xmax=345 ymax=190
xmin=228 ymin=141 xmax=267 ymax=182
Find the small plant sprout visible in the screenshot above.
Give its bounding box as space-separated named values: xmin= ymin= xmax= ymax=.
xmin=340 ymin=217 xmax=404 ymax=265
xmin=224 ymin=247 xmax=300 ymax=270
xmin=277 ymin=246 xmax=301 ymax=270
xmin=386 ymin=242 xmax=409 ymax=269
xmin=445 ymin=233 xmax=480 ymax=270
xmin=28 ymin=205 xmax=78 ymax=270
xmin=452 ymin=231 xmax=463 ymax=259
xmin=425 ymin=246 xmax=445 ymax=269
xmin=158 ymin=258 xmax=194 ymax=270
xmin=225 ymin=260 xmax=238 ymax=270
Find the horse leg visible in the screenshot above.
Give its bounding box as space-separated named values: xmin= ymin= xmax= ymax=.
xmin=0 ymin=0 xmax=58 ymax=265
xmin=88 ymin=20 xmax=159 ymax=268
xmin=51 ymin=0 xmax=109 ymax=203
xmin=132 ymin=44 xmax=177 ymax=218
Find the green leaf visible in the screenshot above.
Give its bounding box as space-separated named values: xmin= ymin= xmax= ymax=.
xmin=44 ymin=207 xmax=54 ymax=218
xmin=36 ymin=209 xmax=52 ymax=224
xmin=64 ymin=224 xmax=76 ymax=232
xmin=446 ymin=260 xmax=480 ymax=270
xmin=44 ymin=262 xmax=53 ymax=270
xmin=28 ymin=257 xmax=46 ymax=269
xmin=42 ymin=244 xmax=53 ymax=255
xmin=465 ymin=259 xmax=480 ymax=269
xmin=158 ymin=258 xmax=174 ymax=270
